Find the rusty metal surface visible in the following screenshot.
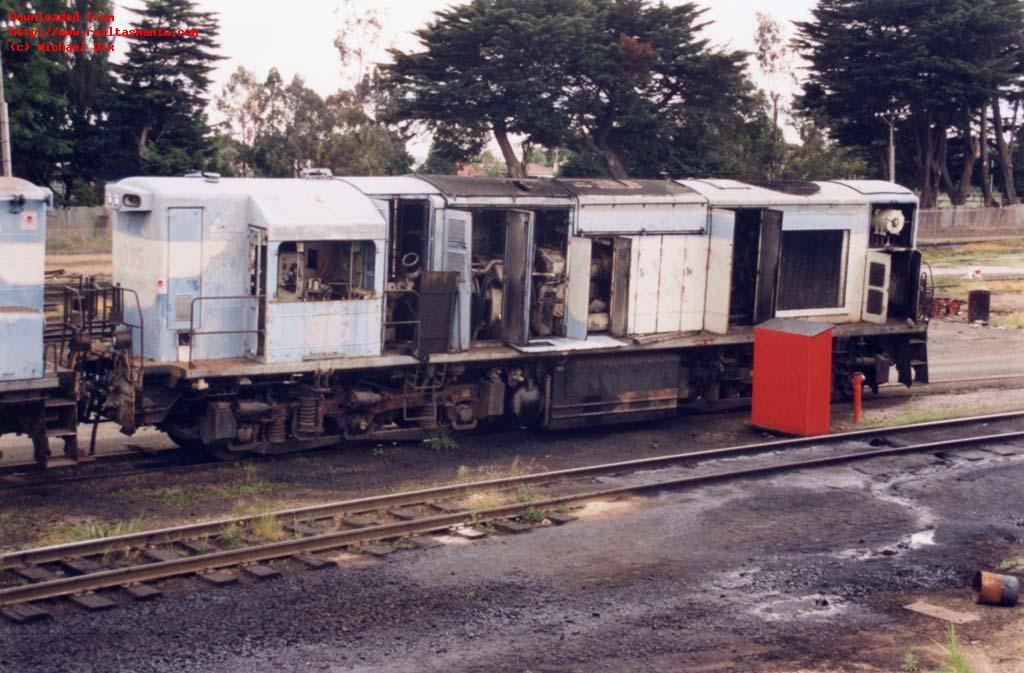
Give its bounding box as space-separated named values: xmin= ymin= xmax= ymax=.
xmin=973 ymin=570 xmax=1019 ymax=606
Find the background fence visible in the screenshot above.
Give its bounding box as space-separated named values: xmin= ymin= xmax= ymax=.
xmin=45 ymin=207 xmax=110 ymax=252
xmin=917 ymin=205 xmax=1024 ymax=242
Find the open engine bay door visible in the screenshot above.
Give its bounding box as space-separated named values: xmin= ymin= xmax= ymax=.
xmin=244 ymin=226 xmax=267 ymax=359
xmin=753 ymin=209 xmax=783 ymax=324
xmin=704 ymin=208 xmax=736 ymax=335
xmin=862 ymin=250 xmax=892 ymax=324
xmin=443 ymin=209 xmax=472 ymax=350
xmin=502 ymin=209 xmax=535 ymax=346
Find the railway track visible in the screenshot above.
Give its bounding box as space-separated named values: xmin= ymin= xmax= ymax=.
xmin=2 ymin=410 xmax=1024 ymax=622
xmin=3 ymin=373 xmax=1023 ymax=491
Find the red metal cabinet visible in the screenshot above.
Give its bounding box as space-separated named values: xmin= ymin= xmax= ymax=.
xmin=751 ymin=318 xmax=833 ymax=436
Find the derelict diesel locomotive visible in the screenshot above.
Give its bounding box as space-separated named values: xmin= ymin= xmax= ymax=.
xmin=1 ymin=174 xmax=929 ymax=466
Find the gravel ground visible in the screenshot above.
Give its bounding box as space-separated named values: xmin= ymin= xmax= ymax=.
xmin=3 ymin=423 xmax=1024 ymax=672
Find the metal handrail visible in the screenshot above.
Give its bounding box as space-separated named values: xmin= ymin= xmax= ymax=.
xmin=61 ymin=282 xmax=145 ymax=387
xmin=187 ymin=294 xmax=265 ymax=367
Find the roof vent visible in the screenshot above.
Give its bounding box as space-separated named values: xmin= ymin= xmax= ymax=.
xmin=301 ymin=168 xmax=333 ymax=179
xmin=184 ymin=170 xmax=221 ymax=183
xmin=749 ymin=180 xmax=821 ymax=196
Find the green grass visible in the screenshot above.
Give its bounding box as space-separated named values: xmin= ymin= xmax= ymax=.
xmin=991 ymin=311 xmax=1024 ymax=330
xmin=112 ymin=464 xmax=272 ymax=506
xmin=861 ymin=407 xmax=970 ymax=429
xmin=219 ymin=523 xmax=244 ymax=549
xmin=422 ymin=431 xmax=459 ymax=451
xmin=516 ymin=506 xmax=546 ymax=525
xmin=997 ymin=556 xmax=1024 ymax=571
xmin=46 ymin=233 xmax=111 ymax=254
xmin=36 ymin=517 xmax=146 ymax=547
xmin=935 ymin=625 xmax=975 ymax=673
xmin=902 ymin=646 xmax=919 ymax=672
xmin=921 ymin=239 xmax=1024 ymax=266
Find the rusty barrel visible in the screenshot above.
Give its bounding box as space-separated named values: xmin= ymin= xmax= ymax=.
xmin=968 ymin=290 xmax=991 ymax=323
xmin=972 ymin=570 xmax=1019 ymax=606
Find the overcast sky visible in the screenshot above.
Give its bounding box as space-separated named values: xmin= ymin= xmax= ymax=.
xmin=116 ymin=0 xmax=817 ymax=157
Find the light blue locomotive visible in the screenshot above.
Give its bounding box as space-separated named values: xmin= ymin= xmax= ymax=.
xmin=89 ymin=173 xmax=927 ymax=460
xmin=0 ymin=178 xmax=80 ymax=468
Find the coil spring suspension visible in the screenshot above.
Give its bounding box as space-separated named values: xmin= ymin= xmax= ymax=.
xmin=297 ymin=397 xmax=319 ymax=434
xmin=267 ymin=412 xmax=287 ymax=443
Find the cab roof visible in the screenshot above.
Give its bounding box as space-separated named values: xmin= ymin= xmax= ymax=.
xmin=107 ymin=176 xmax=386 ymax=241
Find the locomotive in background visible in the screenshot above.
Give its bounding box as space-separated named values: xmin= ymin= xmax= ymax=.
xmin=0 ymin=173 xmax=930 ymax=467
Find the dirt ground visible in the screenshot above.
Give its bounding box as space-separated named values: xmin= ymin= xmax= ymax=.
xmin=3 ymin=415 xmax=1024 ymax=672
xmin=2 ymin=241 xmax=1021 ymax=672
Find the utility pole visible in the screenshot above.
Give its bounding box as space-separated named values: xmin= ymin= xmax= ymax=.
xmin=0 ymin=50 xmax=11 ymax=177
xmin=876 ymin=104 xmax=901 ymax=183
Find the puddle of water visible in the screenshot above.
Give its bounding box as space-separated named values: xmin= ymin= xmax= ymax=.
xmin=834 ymin=528 xmax=937 ymax=560
xmin=908 ymin=529 xmax=936 ymax=548
xmin=750 ymin=593 xmax=846 ymax=622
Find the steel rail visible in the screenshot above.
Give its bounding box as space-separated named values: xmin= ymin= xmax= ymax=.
xmin=2 ymin=428 xmax=1024 ymax=606
xmin=4 ymin=409 xmax=1024 ymax=569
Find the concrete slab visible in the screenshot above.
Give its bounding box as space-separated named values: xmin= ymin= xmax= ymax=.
xmin=432 ymin=502 xmax=468 ymax=514
xmin=545 ymin=512 xmax=578 ymax=526
xmin=389 ymin=507 xmax=423 ymax=521
xmin=12 ymin=566 xmax=57 ymax=582
xmin=198 ymin=570 xmax=238 ymax=586
xmin=341 ymin=515 xmax=378 ymax=528
xmin=904 ymin=600 xmax=980 ymax=624
xmin=242 ymin=564 xmax=281 ymax=581
xmin=1 ymin=604 xmax=50 ymax=623
xmin=285 ymin=522 xmax=322 ymax=537
xmin=408 ymin=535 xmax=443 ymax=549
xmin=295 ymin=553 xmax=336 ymax=569
xmin=986 ymin=443 xmax=1024 ymax=456
xmin=358 ymin=544 xmax=396 ymax=557
xmin=450 ymin=525 xmax=487 ymax=540
xmin=143 ymin=548 xmax=181 ymax=563
xmin=122 ymin=584 xmax=162 ymax=601
xmin=178 ymin=540 xmax=213 ymax=555
xmin=68 ymin=592 xmax=116 ymax=611
xmin=493 ymin=520 xmax=532 ymax=534
xmin=954 ymin=450 xmax=990 ymax=462
xmin=59 ymin=557 xmax=102 ymax=576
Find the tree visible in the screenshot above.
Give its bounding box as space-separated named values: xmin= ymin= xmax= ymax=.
xmin=1 ymin=0 xmax=71 ymax=186
xmin=57 ymin=0 xmax=117 ymax=203
xmin=796 ymin=0 xmax=1024 ymax=207
xmin=385 ymin=0 xmax=753 ymax=178
xmin=214 ymin=69 xmax=411 ymax=178
xmin=387 ymin=0 xmax=588 ymax=178
xmin=387 ymin=0 xmax=754 ymax=179
xmin=754 ymin=12 xmax=792 ymax=180
xmin=110 ymin=0 xmax=222 ymax=175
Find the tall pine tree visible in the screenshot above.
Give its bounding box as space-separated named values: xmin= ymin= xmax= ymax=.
xmin=796 ymin=0 xmax=1024 ymax=207
xmin=0 ymin=0 xmax=71 ymax=186
xmin=111 ymin=0 xmax=221 ymax=175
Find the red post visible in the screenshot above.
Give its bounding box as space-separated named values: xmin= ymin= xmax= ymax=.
xmin=852 ymin=373 xmax=865 ymax=423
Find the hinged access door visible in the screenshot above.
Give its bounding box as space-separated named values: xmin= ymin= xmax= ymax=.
xmin=502 ymin=210 xmax=536 ymax=346
xmin=753 ymin=209 xmax=783 ymax=323
xmin=443 ymin=209 xmax=472 ymax=350
xmin=862 ymin=250 xmax=892 ymax=324
xmin=609 ymin=237 xmax=632 ymax=337
xmin=245 ymin=226 xmax=267 ymax=358
xmin=167 ymin=208 xmax=203 ymax=330
xmin=704 ymin=209 xmax=736 ymax=335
